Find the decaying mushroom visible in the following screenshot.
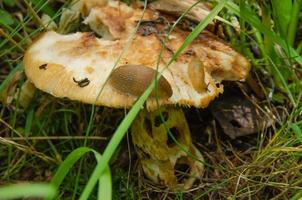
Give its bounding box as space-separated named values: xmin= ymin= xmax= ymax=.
xmin=23 ymin=0 xmax=251 ymax=190
xmin=131 ymin=108 xmax=205 ymax=189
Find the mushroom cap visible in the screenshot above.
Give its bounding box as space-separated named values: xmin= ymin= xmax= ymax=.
xmin=23 ymin=2 xmax=250 ymax=110
xmin=149 ymin=0 xmax=213 ymax=23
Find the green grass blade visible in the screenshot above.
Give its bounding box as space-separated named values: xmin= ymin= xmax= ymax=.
xmin=50 ymin=147 xmax=111 ymax=200
xmin=297 ymin=41 xmax=302 ymax=54
xmin=50 ymin=147 xmax=96 ymax=187
xmin=24 ymin=107 xmax=34 ymax=137
xmin=289 ymin=123 xmax=302 ymax=144
xmin=291 ymin=190 xmax=302 ymax=200
xmin=31 ymin=0 xmax=56 ymax=16
xmin=287 ymin=0 xmax=302 ymax=46
xmin=98 ymin=166 xmax=112 ymax=200
xmin=0 ymin=9 xmax=14 ymax=26
xmin=268 ymin=57 xmax=297 ymax=106
xmin=225 ymin=1 xmax=302 ymax=65
xmin=0 ymin=183 xmax=56 ymax=199
xmin=271 ymin=0 xmax=292 ymax=38
xmin=224 ymin=0 xmax=300 ymax=106
xmin=3 ymin=0 xmax=15 ymax=7
xmin=79 ymin=1 xmax=227 ymax=199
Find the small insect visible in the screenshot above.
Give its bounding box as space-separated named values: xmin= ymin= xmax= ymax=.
xmin=73 ymin=77 xmax=90 ymax=87
xmin=39 ymin=64 xmax=47 ymax=70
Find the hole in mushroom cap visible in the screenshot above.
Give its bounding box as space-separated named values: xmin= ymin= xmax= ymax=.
xmin=144 ymin=117 xmax=153 ymax=138
xmin=167 ymin=127 xmax=180 ymax=147
xmin=230 ymin=119 xmax=241 ymax=128
xmin=135 ymin=145 xmax=151 ymax=159
xmin=174 ymin=156 xmax=191 ymax=184
xmin=154 ymin=111 xmax=169 ymax=127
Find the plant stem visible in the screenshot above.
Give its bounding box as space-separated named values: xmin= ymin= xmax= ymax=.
xmin=287 ymin=0 xmax=302 ymax=47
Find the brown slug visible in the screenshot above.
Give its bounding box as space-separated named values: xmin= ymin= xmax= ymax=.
xmin=188 ymin=58 xmax=207 ymax=93
xmin=109 ymin=65 xmax=173 ymax=98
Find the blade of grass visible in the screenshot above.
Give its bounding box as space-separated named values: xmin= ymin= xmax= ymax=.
xmin=3 ymin=0 xmax=15 ymax=7
xmin=287 ymin=0 xmax=302 ymax=46
xmin=79 ymin=1 xmax=227 ymax=199
xmin=238 ymin=0 xmax=254 ymax=58
xmin=268 ymin=56 xmax=297 ymax=106
xmin=98 ymin=166 xmax=112 ymax=200
xmin=260 ymin=3 xmax=274 ymax=57
xmin=291 ymin=190 xmax=302 ymax=200
xmin=225 ymin=1 xmax=302 ymax=65
xmin=0 ymin=9 xmax=14 ymax=26
xmin=49 ymin=147 xmax=111 ymax=200
xmin=225 ymin=1 xmax=299 ymax=106
xmin=24 ymin=107 xmax=34 ymax=137
xmin=271 ymin=0 xmax=292 ymax=38
xmin=297 ymin=43 xmax=302 ymax=57
xmin=289 ymin=123 xmax=302 ymax=144
xmin=24 ymin=0 xmax=47 ymax=29
xmin=31 ymin=0 xmax=56 ymax=17
xmin=0 ymin=183 xmax=56 ymax=199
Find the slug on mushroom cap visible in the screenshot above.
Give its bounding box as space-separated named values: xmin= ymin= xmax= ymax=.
xmin=23 ymin=1 xmax=250 ymax=110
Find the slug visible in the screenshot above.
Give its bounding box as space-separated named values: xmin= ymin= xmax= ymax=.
xmin=188 ymin=58 xmax=207 ymax=93
xmin=109 ymin=65 xmax=173 ymax=98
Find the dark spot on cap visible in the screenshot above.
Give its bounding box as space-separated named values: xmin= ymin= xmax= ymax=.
xmin=39 ymin=64 xmax=47 ymax=70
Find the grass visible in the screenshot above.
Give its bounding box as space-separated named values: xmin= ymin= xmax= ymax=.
xmin=0 ymin=0 xmax=302 ymax=199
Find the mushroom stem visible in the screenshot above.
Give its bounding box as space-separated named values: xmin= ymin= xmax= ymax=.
xmin=131 ymin=108 xmax=204 ymax=190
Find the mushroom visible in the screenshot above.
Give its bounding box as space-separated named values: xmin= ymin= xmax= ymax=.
xmin=23 ymin=1 xmax=250 ymax=190
xmin=149 ymin=0 xmax=213 ymax=23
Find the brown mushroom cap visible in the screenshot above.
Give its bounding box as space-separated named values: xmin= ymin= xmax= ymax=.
xmin=23 ymin=2 xmax=250 ymax=110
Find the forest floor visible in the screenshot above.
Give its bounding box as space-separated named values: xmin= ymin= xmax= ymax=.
xmin=0 ymin=0 xmax=302 ymax=199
